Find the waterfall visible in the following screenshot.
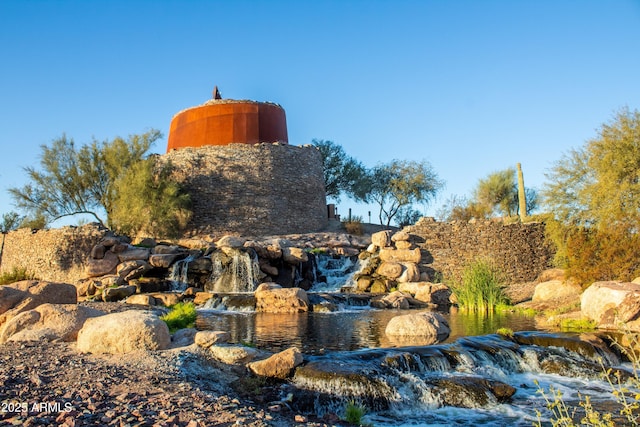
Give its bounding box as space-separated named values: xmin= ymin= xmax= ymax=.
xmin=311 ymin=254 xmax=363 ymax=291
xmin=206 ymin=248 xmax=261 ymax=293
xmin=168 ymin=255 xmax=196 ymax=291
xmin=289 ymin=332 xmax=632 ymax=426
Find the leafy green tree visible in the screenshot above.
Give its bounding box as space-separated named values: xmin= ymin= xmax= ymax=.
xmin=394 ymin=206 xmax=423 ymax=227
xmin=446 ymin=168 xmax=538 ymax=221
xmin=110 ymin=158 xmax=191 ymax=238
xmin=9 ymin=130 xmax=161 ymax=227
xmin=542 ymin=107 xmax=640 ymax=281
xmin=363 ymin=159 xmax=444 ymax=227
xmin=0 ymin=212 xmax=23 ymax=233
xmin=474 ymin=168 xmax=518 ymax=217
xmin=312 ymin=139 xmax=368 ymax=202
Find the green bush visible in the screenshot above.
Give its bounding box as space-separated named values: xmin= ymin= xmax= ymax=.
xmin=0 ymin=267 xmax=36 ymax=285
xmin=451 ymin=258 xmax=509 ymax=313
xmin=160 ymin=302 xmax=197 ymax=332
xmin=343 ymin=400 xmax=367 ymax=425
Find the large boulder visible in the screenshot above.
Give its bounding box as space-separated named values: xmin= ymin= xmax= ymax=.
xmin=210 ymin=344 xmax=258 ymax=364
xmin=581 ymin=281 xmax=640 ymax=330
xmin=116 ymin=247 xmax=151 ymax=262
xmin=532 ymin=280 xmax=582 ymax=303
xmin=0 ymin=303 xmax=104 ymax=343
xmin=247 ymin=347 xmax=303 ymax=379
xmin=371 ymin=230 xmax=393 ymax=248
xmin=102 ymin=285 xmax=137 ymax=302
xmin=85 ymin=251 xmax=120 ymax=277
xmin=379 ymin=248 xmax=421 ymax=264
xmin=216 ymin=235 xmax=247 ymax=249
xmin=0 ymin=281 xmax=77 ymax=328
xmin=254 ymin=283 xmax=309 ymax=313
xmin=376 ymin=262 xmax=403 ymax=279
xmin=385 ymin=311 xmax=450 ymax=345
xmin=282 ymin=247 xmax=309 ymax=265
xmin=414 ymin=282 xmax=453 ymax=305
xmin=195 ymin=330 xmax=230 ymax=349
xmin=397 ymin=263 xmax=420 ymax=283
xmin=77 ymin=310 xmax=171 ymax=354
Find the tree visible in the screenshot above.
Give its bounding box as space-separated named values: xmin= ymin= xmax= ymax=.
xmin=363 ymin=159 xmax=444 ymax=227
xmin=436 ymin=195 xmax=491 ymax=222
xmin=473 ymin=168 xmax=518 ymax=217
xmin=312 ymin=139 xmax=368 ymax=202
xmin=542 ymin=107 xmax=640 ymax=281
xmin=394 ymin=206 xmax=423 ymax=228
xmin=0 ymin=212 xmax=23 ymax=234
xmin=110 ymin=158 xmax=191 ymax=238
xmin=9 ymin=130 xmax=162 ymax=227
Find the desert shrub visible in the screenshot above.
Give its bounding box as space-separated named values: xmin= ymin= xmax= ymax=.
xmin=343 ymin=215 xmax=364 ymax=235
xmin=0 ymin=267 xmax=37 ymax=285
xmin=451 ymin=258 xmax=509 ymax=313
xmin=160 ymin=302 xmax=197 ymax=332
xmin=562 ymin=225 xmax=640 ymax=285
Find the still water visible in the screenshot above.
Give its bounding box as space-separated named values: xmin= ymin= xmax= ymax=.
xmin=196 ymin=305 xmax=537 ymax=354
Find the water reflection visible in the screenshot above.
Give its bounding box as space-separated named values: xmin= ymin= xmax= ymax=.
xmin=196 ymin=307 xmax=537 ymax=354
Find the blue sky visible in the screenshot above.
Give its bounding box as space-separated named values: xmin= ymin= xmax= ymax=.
xmin=1 ymin=0 xmax=639 ymax=226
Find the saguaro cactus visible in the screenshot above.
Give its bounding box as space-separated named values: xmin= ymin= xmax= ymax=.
xmin=517 ymin=163 xmax=527 ymax=221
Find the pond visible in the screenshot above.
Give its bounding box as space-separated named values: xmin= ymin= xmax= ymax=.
xmin=196 ymin=303 xmax=538 ymax=354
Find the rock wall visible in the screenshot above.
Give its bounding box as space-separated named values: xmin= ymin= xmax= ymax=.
xmin=0 ymin=224 xmax=110 ymax=284
xmin=404 ymin=217 xmax=554 ymax=283
xmin=160 ymin=143 xmax=327 ymax=237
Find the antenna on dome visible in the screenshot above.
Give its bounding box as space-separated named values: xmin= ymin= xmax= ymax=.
xmin=213 ymin=86 xmax=222 ymax=100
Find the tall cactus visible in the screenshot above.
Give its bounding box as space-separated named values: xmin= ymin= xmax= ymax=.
xmin=517 ymin=163 xmax=527 ymax=221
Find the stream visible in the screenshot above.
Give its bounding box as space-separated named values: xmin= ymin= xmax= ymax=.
xmin=188 ymin=252 xmax=635 ymax=425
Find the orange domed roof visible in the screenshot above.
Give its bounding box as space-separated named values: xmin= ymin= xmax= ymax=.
xmin=167 ymin=92 xmax=288 ymax=152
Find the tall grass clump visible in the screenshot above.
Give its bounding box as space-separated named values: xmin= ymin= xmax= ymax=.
xmin=0 ymin=267 xmax=37 ymax=285
xmin=451 ymin=258 xmax=509 ymax=313
xmin=343 ymin=400 xmax=367 ymax=425
xmin=160 ymin=302 xmax=197 ymax=332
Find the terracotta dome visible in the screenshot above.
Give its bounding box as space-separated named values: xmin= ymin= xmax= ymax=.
xmin=166 ymin=94 xmax=288 ymax=152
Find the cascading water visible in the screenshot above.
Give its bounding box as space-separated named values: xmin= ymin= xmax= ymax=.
xmin=206 ymin=248 xmax=261 ymax=293
xmin=168 ymin=254 xmax=196 ymax=291
xmin=311 ymin=254 xmax=365 ymax=291
xmin=288 ymin=332 xmax=633 ymax=426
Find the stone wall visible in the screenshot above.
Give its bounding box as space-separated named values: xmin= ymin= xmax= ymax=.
xmin=404 ymin=217 xmax=554 ymax=283
xmin=160 ymin=142 xmax=327 ymax=237
xmin=0 ymin=224 xmax=110 ymax=284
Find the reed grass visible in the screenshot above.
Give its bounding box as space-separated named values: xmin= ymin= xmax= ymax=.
xmin=344 ymin=400 xmax=367 ymax=425
xmin=451 ymin=258 xmax=509 ymax=313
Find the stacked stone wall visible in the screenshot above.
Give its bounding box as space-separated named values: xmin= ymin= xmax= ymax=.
xmin=160 ymin=143 xmax=327 ymax=237
xmin=404 ymin=218 xmax=554 ymax=283
xmin=0 ymin=224 xmax=110 ymax=284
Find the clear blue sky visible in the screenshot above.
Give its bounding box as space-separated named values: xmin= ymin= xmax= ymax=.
xmin=1 ymin=0 xmax=639 ymax=226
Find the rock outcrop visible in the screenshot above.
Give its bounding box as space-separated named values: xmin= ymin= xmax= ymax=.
xmin=254 ymin=283 xmax=309 ymax=313
xmin=385 ymin=312 xmax=450 ymax=345
xmin=0 ymin=303 xmax=104 ymax=343
xmin=0 ymin=281 xmax=77 ymax=329
xmin=77 ymin=310 xmax=171 ymax=354
xmin=247 ymin=347 xmax=303 ymax=379
xmin=581 ymin=281 xmax=640 ymax=330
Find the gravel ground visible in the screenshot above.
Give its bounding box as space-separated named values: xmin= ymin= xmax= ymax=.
xmin=0 ymin=340 xmax=345 ymax=427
